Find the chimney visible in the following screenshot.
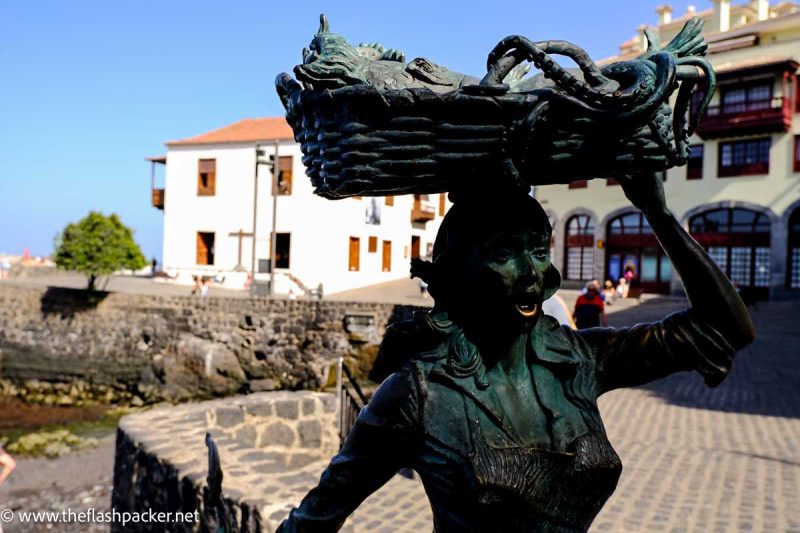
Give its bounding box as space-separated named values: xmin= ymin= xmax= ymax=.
xmin=750 ymin=0 xmax=769 ymax=21
xmin=636 ymin=25 xmax=649 ymax=51
xmin=712 ymin=0 xmax=731 ymax=32
xmin=656 ymin=4 xmax=673 ymax=25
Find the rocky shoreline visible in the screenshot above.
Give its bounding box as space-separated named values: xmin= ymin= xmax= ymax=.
xmin=0 ymin=285 xmax=417 ymax=404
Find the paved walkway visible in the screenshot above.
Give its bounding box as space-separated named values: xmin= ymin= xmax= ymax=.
xmin=343 ymin=298 xmax=800 ymax=532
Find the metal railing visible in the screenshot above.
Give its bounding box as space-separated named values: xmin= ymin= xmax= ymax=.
xmin=335 ymin=357 xmax=368 ymax=446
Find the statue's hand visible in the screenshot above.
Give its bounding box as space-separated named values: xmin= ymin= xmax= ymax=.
xmin=616 ymin=172 xmax=669 ymax=218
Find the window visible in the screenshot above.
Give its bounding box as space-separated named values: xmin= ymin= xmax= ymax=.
xmin=196 ymin=232 xmax=215 ymax=265
xmin=274 ymin=233 xmax=291 ymax=269
xmin=198 ymin=159 xmax=216 ymax=196
xmin=689 ymin=208 xmax=771 ymax=295
xmin=569 ymin=180 xmax=588 ymax=189
xmin=796 ymin=79 xmax=800 ymax=113
xmin=689 ymin=208 xmax=770 ymax=234
xmin=608 ymin=212 xmax=652 ymax=235
xmin=439 ymin=193 xmax=446 ymax=216
xmin=794 ymin=136 xmax=800 ymax=173
xmin=382 ymin=240 xmax=392 ymax=272
xmin=348 ymin=237 xmax=360 ymax=271
xmin=687 ymin=145 xmax=703 ymax=180
xmin=368 ymin=236 xmax=378 ymax=253
xmin=365 ymin=197 xmax=382 ymax=225
xmin=564 ymin=215 xmax=595 ymax=281
xmin=718 ymin=138 xmax=770 ymax=177
xmin=274 ymin=156 xmax=293 ymax=195
xmin=790 ymin=208 xmax=800 ymax=290
xmin=720 ymin=82 xmax=772 ymax=115
xmin=385 ymin=195 xmax=394 ymax=206
xmin=411 ymin=235 xmax=421 ymax=259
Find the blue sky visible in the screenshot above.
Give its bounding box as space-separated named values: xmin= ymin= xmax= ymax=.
xmin=0 ymin=0 xmax=671 ymax=260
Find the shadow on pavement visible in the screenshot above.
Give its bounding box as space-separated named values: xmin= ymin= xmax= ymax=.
xmin=606 ymin=298 xmax=800 ymax=420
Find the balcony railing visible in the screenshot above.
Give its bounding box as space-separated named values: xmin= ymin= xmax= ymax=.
xmin=411 ymin=204 xmax=436 ymax=223
xmin=695 ymin=96 xmax=792 ymax=139
xmin=152 ymin=188 xmax=165 ymax=210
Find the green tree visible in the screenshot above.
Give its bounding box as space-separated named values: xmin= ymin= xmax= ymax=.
xmin=54 ymin=211 xmax=147 ymax=291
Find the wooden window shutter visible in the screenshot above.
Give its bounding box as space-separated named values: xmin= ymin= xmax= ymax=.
xmin=198 ymin=159 xmax=216 ymax=196
xmin=276 ymin=156 xmax=293 ymax=195
xmin=385 ymin=195 xmax=394 ymax=206
xmin=196 ymin=232 xmax=215 ymax=265
xmin=349 ymin=237 xmax=360 ymax=271
xmin=382 ymin=240 xmax=392 ymax=272
xmin=368 ymin=236 xmax=378 ymax=253
xmin=439 ymin=193 xmax=446 ymax=215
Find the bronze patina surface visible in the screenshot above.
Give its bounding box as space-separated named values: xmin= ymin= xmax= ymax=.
xmin=275 ymin=16 xmax=754 ymax=533
xmin=277 ymin=15 xmax=714 ymax=198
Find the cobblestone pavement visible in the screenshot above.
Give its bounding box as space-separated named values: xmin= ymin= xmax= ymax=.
xmin=344 ymin=298 xmax=800 ymax=532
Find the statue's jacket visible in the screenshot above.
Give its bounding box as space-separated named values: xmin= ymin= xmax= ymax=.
xmin=280 ymin=309 xmax=735 ymax=533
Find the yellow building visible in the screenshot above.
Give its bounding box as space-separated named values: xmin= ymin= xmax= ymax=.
xmin=538 ymin=0 xmax=800 ymax=299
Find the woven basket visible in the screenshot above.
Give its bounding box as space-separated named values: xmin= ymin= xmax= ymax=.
xmin=278 ymin=77 xmax=675 ymax=199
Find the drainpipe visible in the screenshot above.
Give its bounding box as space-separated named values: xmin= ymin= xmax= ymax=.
xmin=268 ymin=140 xmax=279 ymax=297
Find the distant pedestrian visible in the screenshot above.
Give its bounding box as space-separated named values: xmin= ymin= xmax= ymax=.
xmin=191 ymin=275 xmax=202 ymax=296
xmin=602 ymin=280 xmax=616 ymax=304
xmin=617 ymin=277 xmax=629 ymax=299
xmin=151 ymin=257 xmax=158 ymax=274
xmin=200 ymin=277 xmax=210 ymax=298
xmin=573 ymin=281 xmax=607 ymax=329
xmin=623 ymin=265 xmax=635 ymax=286
xmin=419 ymin=278 xmax=429 ymax=299
xmin=0 ymin=444 xmax=16 ymax=490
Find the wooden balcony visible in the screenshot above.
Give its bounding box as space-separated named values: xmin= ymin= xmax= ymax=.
xmin=695 ymin=97 xmax=792 ymax=139
xmin=152 ymin=188 xmax=165 ymax=210
xmin=411 ymin=204 xmax=436 ymax=223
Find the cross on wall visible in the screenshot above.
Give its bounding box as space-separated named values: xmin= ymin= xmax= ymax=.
xmin=228 ymin=229 xmax=254 ymax=271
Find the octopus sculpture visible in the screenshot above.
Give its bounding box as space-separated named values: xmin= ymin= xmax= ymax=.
xmin=276 ymin=15 xmax=715 ymax=198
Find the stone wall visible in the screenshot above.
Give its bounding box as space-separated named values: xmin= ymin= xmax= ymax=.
xmin=112 ymin=392 xmax=338 ymax=532
xmin=0 ymin=285 xmax=418 ymax=403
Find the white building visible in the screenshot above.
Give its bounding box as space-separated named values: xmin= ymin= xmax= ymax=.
xmin=148 ymin=117 xmax=449 ymax=295
xmin=538 ymin=0 xmax=800 ymax=300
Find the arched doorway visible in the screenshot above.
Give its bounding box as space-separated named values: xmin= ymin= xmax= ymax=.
xmin=787 ymin=208 xmax=800 ymax=290
xmin=689 ymin=207 xmax=771 ymax=299
xmin=564 ymin=214 xmax=595 ymax=281
xmin=606 ymin=211 xmax=671 ymax=294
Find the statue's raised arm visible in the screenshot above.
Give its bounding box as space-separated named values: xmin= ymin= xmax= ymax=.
xmin=274 ymin=15 xmax=754 ymax=533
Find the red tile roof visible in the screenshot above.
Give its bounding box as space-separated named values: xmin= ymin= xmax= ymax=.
xmin=167 ymin=117 xmax=294 ymax=146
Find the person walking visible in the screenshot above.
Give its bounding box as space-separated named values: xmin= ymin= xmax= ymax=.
xmin=573 ymin=281 xmax=607 ymax=329
xmin=602 ymin=280 xmax=616 ymax=304
xmin=0 ymin=444 xmax=16 ymax=530
xmin=0 ymin=444 xmax=15 ymax=486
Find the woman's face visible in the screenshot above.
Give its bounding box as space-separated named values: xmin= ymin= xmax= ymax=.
xmin=459 ymin=228 xmax=550 ymax=329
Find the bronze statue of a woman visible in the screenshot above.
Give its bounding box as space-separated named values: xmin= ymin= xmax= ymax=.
xmin=276 ymin=16 xmax=754 ymax=533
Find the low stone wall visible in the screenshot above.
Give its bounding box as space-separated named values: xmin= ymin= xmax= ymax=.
xmin=112 ymin=392 xmax=338 ymax=532
xmin=0 ymin=285 xmax=418 ymax=403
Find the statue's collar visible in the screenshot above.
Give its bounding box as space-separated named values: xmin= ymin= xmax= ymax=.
xmin=530 ymin=315 xmax=581 ymax=366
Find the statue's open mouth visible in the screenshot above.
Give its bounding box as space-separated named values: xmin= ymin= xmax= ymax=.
xmin=276 ymin=15 xmax=716 ymax=198
xmin=513 ymin=292 xmax=540 ymax=318
xmin=515 ymin=303 xmax=539 ymax=318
